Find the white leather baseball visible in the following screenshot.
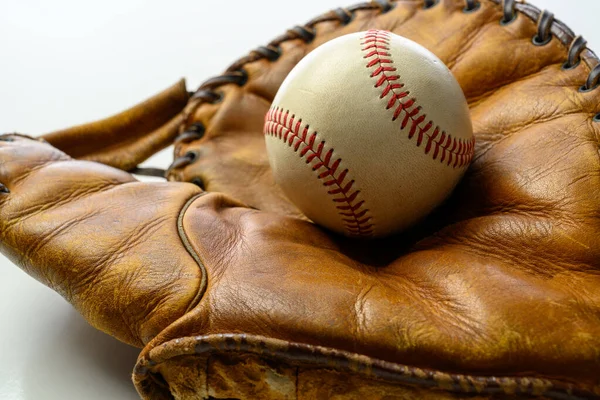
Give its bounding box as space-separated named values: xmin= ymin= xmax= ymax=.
xmin=264 ymin=30 xmax=474 ymax=238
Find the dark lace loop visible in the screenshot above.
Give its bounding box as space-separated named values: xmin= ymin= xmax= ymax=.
xmin=463 ymin=0 xmax=480 ymax=13
xmin=175 ymin=123 xmax=205 ymax=145
xmin=191 ymin=177 xmax=205 ymax=190
xmin=177 ymin=0 xmax=600 ymax=159
xmin=373 ymin=0 xmax=394 ymax=13
xmin=233 ymin=68 xmax=249 ymax=85
xmin=347 ymin=2 xmax=380 ymax=12
xmin=0 ymin=183 xmax=9 ymax=194
xmin=175 ymin=131 xmax=203 ymax=145
xmin=290 ymin=26 xmax=316 ymax=43
xmin=185 ymin=150 xmax=199 ymax=163
xmin=168 ymin=151 xmax=198 ymax=171
xmin=334 ymin=7 xmax=354 ymax=24
xmin=565 ymin=35 xmax=587 ymax=69
xmin=202 ymin=70 xmax=248 ymax=88
xmin=584 ymin=64 xmax=600 ymax=91
xmin=129 ymin=167 xmax=167 ymax=178
xmin=500 ymin=0 xmax=516 ymax=24
xmin=188 ymin=122 xmax=206 ymax=134
xmin=423 ymin=0 xmax=438 ymax=9
xmin=178 ymin=1 xmax=386 ymax=157
xmin=191 ymin=89 xmax=222 ymax=103
xmin=191 ymin=70 xmax=247 ymax=102
xmin=253 ymin=45 xmax=282 ymax=62
xmin=533 ymin=10 xmax=554 ymax=45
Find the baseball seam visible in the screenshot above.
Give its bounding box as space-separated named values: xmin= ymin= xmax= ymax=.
xmin=362 ymin=30 xmax=475 ymax=168
xmin=265 ymin=106 xmax=374 ymax=237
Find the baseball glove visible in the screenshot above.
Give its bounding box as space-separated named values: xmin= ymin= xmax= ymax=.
xmin=2 ymin=0 xmax=600 ymax=399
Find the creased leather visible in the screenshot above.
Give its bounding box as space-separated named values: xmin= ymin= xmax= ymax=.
xmin=1 ymin=0 xmax=600 ymax=399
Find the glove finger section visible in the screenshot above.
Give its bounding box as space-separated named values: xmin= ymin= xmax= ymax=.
xmin=0 ymin=137 xmax=208 ymax=347
xmin=42 ymin=79 xmax=189 ymax=170
xmin=76 ymin=111 xmax=185 ymax=173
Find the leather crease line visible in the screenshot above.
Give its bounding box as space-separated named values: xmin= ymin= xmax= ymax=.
xmin=178 ymin=191 xmax=210 ymax=313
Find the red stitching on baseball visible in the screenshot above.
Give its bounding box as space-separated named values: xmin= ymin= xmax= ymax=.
xmin=362 ymin=30 xmax=475 ymax=168
xmin=264 ymin=106 xmax=374 ymax=237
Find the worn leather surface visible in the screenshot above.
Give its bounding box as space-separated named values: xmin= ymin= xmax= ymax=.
xmin=1 ymin=0 xmax=600 ymax=399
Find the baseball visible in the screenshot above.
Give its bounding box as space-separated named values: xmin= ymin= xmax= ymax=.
xmin=264 ymin=30 xmax=474 ymax=238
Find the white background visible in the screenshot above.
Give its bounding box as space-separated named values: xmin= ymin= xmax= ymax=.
xmin=0 ymin=1 xmax=598 ymax=399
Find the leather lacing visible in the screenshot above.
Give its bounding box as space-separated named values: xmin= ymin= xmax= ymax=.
xmin=463 ymin=0 xmax=481 ymax=13
xmin=165 ymin=0 xmax=600 ymax=180
xmin=500 ymin=0 xmax=516 ymax=25
xmin=533 ymin=9 xmax=553 ymax=46
xmin=423 ymin=0 xmax=439 ymax=9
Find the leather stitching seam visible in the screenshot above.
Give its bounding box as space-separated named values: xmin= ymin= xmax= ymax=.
xmin=264 ymin=107 xmax=374 ymax=237
xmin=362 ymin=30 xmax=475 ymax=168
xmin=178 ymin=192 xmax=210 ymax=313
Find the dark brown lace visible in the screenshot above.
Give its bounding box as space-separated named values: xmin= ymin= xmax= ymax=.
xmin=533 ymin=9 xmax=554 ymax=46
xmin=464 ymin=0 xmax=481 ymax=13
xmin=565 ymin=35 xmax=587 ymax=70
xmin=184 ymin=1 xmax=393 ymax=109
xmin=584 ymin=63 xmax=600 ymax=92
xmin=161 ymin=0 xmax=600 ymax=179
xmin=500 ymin=0 xmax=516 ymax=24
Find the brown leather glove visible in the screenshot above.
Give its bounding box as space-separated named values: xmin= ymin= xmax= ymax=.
xmin=2 ymin=0 xmax=600 ymax=399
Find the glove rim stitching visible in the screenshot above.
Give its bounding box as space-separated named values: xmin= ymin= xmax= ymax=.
xmin=562 ymin=59 xmax=581 ymax=71
xmin=532 ymin=34 xmax=552 ymax=47
xmin=183 ymin=0 xmax=598 ymax=130
xmin=334 ymin=7 xmax=354 ymax=24
xmin=173 ymin=0 xmax=600 ymax=180
xmin=564 ymin=35 xmax=587 ymax=70
xmin=373 ymin=0 xmax=395 ymax=13
xmin=500 ymin=0 xmax=516 ymax=24
xmin=179 ymin=2 xmax=388 ymax=141
xmin=583 ymin=63 xmax=600 ymax=92
xmin=175 ymin=0 xmax=600 ymax=178
xmin=422 ymin=0 xmax=439 ymax=10
xmin=533 ymin=9 xmax=554 ymax=45
xmin=462 ymin=0 xmax=481 ymax=14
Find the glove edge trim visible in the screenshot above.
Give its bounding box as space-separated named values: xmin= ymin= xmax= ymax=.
xmin=133 ymin=333 xmax=598 ymax=400
xmin=178 ymin=192 xmax=211 ymax=314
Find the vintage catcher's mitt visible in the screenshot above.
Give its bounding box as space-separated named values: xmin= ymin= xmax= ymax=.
xmin=2 ymin=0 xmax=600 ymax=398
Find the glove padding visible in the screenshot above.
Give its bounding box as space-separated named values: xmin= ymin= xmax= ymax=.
xmin=2 ymin=0 xmax=600 ymax=399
